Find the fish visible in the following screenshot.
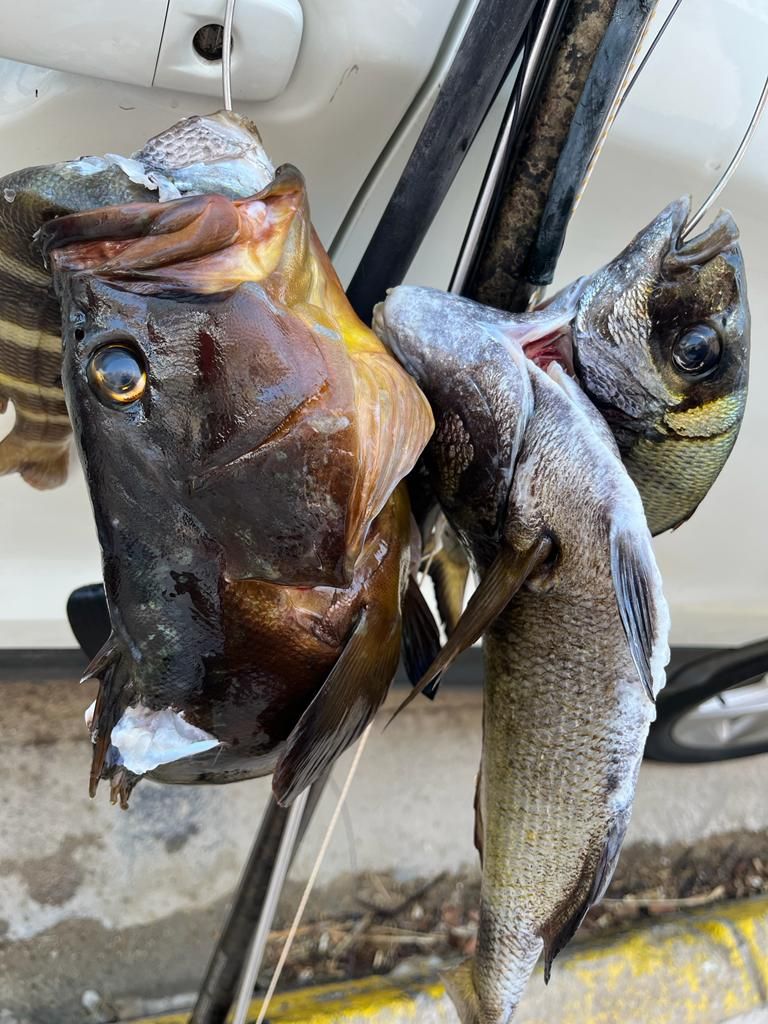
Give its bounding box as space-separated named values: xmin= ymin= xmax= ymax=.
xmin=41 ymin=162 xmax=432 ymax=806
xmin=0 ymin=110 xmax=275 ymax=488
xmin=375 ymin=286 xmax=670 ymax=1023
xmin=380 ymin=198 xmax=750 ymax=537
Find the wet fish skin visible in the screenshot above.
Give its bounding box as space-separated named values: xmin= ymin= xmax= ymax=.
xmin=0 ymin=110 xmax=275 ymax=488
xmin=570 ymin=196 xmax=749 ymax=533
xmin=46 ymin=166 xmax=431 ymax=807
xmin=376 ymin=291 xmax=669 ymax=1022
xmin=376 ymin=198 xmax=749 ymax=537
xmin=44 ymin=169 xmax=432 ymax=588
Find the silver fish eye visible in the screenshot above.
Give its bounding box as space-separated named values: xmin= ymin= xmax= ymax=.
xmin=88 ymin=343 xmax=147 ymax=407
xmin=671 ymin=324 xmax=722 ymax=377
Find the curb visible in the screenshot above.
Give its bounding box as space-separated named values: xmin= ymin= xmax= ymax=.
xmin=133 ymin=896 xmax=768 ymax=1023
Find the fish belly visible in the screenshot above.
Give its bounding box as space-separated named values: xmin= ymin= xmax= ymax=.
xmin=448 ymin=593 xmax=652 ymax=1024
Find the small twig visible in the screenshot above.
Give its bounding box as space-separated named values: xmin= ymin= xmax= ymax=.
xmin=601 ymin=885 xmax=727 ymax=910
xmin=356 ymin=872 xmax=449 ymax=919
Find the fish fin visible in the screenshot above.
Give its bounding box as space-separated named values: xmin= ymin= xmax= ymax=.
xmin=401 ymin=574 xmax=442 ymax=699
xmin=389 ymin=537 xmax=552 ymax=722
xmin=610 ymin=527 xmax=663 ymax=702
xmin=345 ymin=353 xmax=434 ymax=573
xmin=85 ymin=639 xmax=129 ymax=798
xmin=442 ymin=960 xmax=482 ymax=1024
xmin=429 ymin=528 xmax=471 ymax=635
xmin=273 ymin=605 xmax=400 ymax=806
xmin=541 ymin=814 xmax=627 ymax=982
xmin=473 ymin=766 xmax=484 ymax=865
xmin=0 ymin=429 xmax=70 ymax=489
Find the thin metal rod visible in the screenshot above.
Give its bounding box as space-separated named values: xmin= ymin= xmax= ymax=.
xmin=450 ymin=0 xmax=565 ymax=295
xmin=230 ymin=788 xmax=310 ymax=1024
xmin=617 ymin=0 xmax=685 ymax=111
xmin=253 ymin=724 xmax=374 ymax=1024
xmin=684 ymin=73 xmax=768 ymax=238
xmin=222 ymin=0 xmax=236 ymax=112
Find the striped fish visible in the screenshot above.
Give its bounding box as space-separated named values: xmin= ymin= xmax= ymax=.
xmin=0 ymin=111 xmax=275 ymax=488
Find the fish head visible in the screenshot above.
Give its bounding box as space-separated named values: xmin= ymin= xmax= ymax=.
xmin=0 ymin=111 xmax=278 ymax=489
xmin=44 ymin=172 xmax=431 ymax=586
xmin=571 ymin=197 xmax=749 ymax=533
xmin=54 ymin=264 xmax=360 ymax=589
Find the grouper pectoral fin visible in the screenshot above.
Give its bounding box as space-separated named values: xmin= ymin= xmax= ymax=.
xmin=389 ymin=536 xmax=553 ymax=722
xmin=401 ymin=574 xmax=443 ymax=699
xmin=272 ymin=605 xmax=401 ymax=806
xmin=610 ymin=527 xmax=664 ymax=702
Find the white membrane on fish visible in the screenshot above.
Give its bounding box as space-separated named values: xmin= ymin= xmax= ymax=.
xmin=109 ymin=705 xmax=220 ymax=775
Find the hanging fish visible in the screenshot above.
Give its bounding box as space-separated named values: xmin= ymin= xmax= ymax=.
xmin=0 ymin=110 xmax=275 ymax=488
xmin=383 ymin=198 xmax=749 ymax=539
xmin=375 ymin=288 xmax=670 ymax=1023
xmin=40 ymin=165 xmax=432 ymax=806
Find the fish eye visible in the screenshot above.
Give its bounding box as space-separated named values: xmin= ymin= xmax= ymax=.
xmin=671 ymin=325 xmax=722 ymax=377
xmin=88 ymin=343 xmax=147 ymax=406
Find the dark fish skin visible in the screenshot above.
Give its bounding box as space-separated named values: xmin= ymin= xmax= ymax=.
xmin=45 ymin=166 xmax=431 ymax=808
xmin=376 ymin=288 xmax=669 ymax=1023
xmin=571 ymin=197 xmax=749 ymax=533
xmin=376 ymin=199 xmax=749 ymax=539
xmin=0 ymin=111 xmax=275 ymax=488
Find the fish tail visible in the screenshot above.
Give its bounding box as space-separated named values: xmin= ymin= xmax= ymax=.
xmin=443 ymin=960 xmax=484 ymax=1024
xmin=0 ymin=425 xmax=70 ymax=489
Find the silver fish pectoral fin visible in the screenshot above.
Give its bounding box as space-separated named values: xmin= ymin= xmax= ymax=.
xmin=610 ymin=526 xmax=665 ymax=702
xmin=272 ymin=603 xmax=402 ymax=807
xmin=389 ymin=536 xmax=554 ymax=723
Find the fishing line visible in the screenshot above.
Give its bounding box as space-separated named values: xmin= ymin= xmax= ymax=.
xmin=222 ymin=0 xmax=236 ymax=112
xmin=247 ymin=724 xmax=374 ymax=1024
xmin=617 ymin=0 xmax=686 ymax=112
xmin=570 ymin=3 xmax=660 ymax=216
xmin=572 ymin=0 xmax=768 ymax=237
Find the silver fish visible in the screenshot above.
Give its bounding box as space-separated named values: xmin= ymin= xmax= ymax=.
xmin=380 ymin=199 xmax=749 ymax=537
xmin=375 ymin=287 xmax=670 ymax=1023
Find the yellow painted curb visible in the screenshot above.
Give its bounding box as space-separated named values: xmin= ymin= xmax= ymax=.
xmin=132 ymin=896 xmax=768 ymax=1023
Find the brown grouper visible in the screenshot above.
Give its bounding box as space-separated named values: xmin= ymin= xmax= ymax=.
xmin=39 ymin=164 xmax=433 ymax=809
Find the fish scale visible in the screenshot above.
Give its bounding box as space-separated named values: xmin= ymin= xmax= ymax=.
xmin=376 ymin=281 xmax=670 ymax=1023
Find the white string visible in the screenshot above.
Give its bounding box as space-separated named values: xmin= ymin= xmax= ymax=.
xmin=222 ymin=0 xmax=236 ymax=111
xmin=253 ymin=724 xmax=374 ymax=1024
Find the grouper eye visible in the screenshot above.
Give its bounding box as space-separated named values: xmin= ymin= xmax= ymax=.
xmin=672 ymin=325 xmax=722 ymax=377
xmin=88 ymin=344 xmax=147 ymax=406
